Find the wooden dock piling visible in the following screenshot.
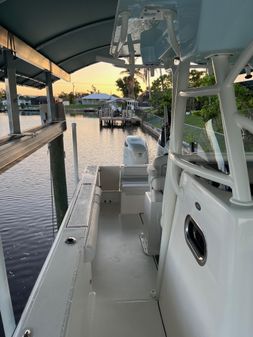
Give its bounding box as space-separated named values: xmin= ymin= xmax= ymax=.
xmin=46 ymin=74 xmax=68 ymax=228
xmin=49 ymin=134 xmax=68 ymax=228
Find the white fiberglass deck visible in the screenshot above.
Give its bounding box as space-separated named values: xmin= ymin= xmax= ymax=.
xmin=12 ymin=168 xmax=165 ymax=337
xmin=92 ymin=197 xmax=165 ymax=337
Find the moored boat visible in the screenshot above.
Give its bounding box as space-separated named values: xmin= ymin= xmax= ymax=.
xmin=1 ymin=0 xmax=253 ymax=337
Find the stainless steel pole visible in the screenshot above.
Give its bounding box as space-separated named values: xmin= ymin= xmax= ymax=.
xmin=72 ymin=123 xmax=79 ymax=186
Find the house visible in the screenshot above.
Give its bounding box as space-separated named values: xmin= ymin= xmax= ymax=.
xmin=30 ymin=96 xmax=48 ymax=105
xmin=81 ymin=93 xmax=118 ymax=105
xmin=18 ymin=95 xmax=31 ymax=107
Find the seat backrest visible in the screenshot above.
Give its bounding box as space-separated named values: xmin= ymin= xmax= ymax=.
xmin=120 ymin=165 xmax=149 ymax=194
xmin=121 ymin=164 xmax=148 ymax=178
xmin=148 ymin=154 xmax=168 ymax=193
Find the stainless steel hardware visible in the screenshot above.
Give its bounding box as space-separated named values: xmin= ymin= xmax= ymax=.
xmin=185 ymin=215 xmax=207 ymax=266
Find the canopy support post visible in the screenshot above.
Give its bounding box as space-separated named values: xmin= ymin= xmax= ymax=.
xmin=46 ymin=72 xmax=56 ymax=123
xmin=4 ymin=50 xmax=21 ymax=135
xmin=156 ymin=60 xmax=190 ymax=297
xmin=212 ymin=54 xmax=252 ymax=204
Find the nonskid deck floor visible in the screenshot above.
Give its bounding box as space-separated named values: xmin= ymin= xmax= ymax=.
xmin=91 ymin=199 xmax=165 ymax=337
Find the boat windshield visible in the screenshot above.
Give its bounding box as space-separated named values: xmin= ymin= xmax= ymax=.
xmin=183 ymin=112 xmax=229 ymax=175
xmin=182 ymin=106 xmax=253 ymax=193
xmin=241 ymin=109 xmax=253 ymax=193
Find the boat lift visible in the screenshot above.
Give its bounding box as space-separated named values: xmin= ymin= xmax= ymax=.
xmin=99 ymin=97 xmax=140 ymax=128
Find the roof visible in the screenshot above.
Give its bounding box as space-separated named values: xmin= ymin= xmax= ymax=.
xmin=82 ymin=93 xmax=117 ymax=100
xmin=0 ymin=0 xmax=118 ymax=88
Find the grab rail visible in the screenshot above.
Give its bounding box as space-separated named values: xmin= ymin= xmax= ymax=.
xmin=179 ymin=85 xmax=220 ymax=97
xmin=169 ymin=152 xmax=233 ymax=187
xmin=234 ymin=112 xmax=253 ymax=134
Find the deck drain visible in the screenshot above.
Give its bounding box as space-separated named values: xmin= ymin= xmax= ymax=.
xmin=65 ymin=237 xmax=77 ymax=245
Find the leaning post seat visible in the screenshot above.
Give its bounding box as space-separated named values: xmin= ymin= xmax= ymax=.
xmin=142 ymin=154 xmax=168 ymax=255
xmin=120 ymin=165 xmax=149 ymax=214
xmin=147 ymin=154 xmax=168 ymax=201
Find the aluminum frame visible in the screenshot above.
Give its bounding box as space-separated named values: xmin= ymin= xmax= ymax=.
xmin=0 ymin=26 xmax=70 ymax=82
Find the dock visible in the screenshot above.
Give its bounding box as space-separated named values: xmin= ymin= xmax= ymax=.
xmin=99 ymin=116 xmax=141 ymax=128
xmin=141 ymin=122 xmax=160 ymax=140
xmin=99 ymin=97 xmax=141 ymax=128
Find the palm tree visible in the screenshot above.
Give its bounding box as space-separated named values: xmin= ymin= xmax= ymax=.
xmin=119 ymin=59 xmax=146 ymax=98
xmin=116 ymin=76 xmax=142 ymax=98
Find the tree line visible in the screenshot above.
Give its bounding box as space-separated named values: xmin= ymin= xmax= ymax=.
xmin=115 ymin=70 xmax=253 ymax=131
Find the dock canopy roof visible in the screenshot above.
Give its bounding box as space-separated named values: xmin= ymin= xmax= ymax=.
xmin=0 ymin=0 xmax=118 ymax=88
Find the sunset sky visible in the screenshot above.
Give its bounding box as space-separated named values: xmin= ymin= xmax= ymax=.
xmin=0 ymin=62 xmax=153 ymax=97
xmin=0 ymin=59 xmax=249 ymax=98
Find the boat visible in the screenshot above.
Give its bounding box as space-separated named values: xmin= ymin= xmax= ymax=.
xmin=1 ymin=1 xmax=253 ymax=337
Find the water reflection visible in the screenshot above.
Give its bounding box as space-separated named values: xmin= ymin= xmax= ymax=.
xmin=0 ymin=113 xmax=41 ymax=137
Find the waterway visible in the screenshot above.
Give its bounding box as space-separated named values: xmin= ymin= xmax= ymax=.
xmin=0 ymin=114 xmax=157 ymax=334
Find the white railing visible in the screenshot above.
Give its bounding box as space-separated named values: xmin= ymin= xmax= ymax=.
xmin=169 ymin=45 xmax=253 ymax=205
xmin=170 ymin=152 xmax=233 ymax=187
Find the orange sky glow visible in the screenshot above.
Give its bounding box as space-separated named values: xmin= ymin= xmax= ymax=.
xmin=0 ymin=62 xmax=155 ymax=97
xmin=0 ymin=62 xmax=248 ymax=98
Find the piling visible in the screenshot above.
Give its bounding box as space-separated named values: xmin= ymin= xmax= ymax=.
xmin=45 ymin=72 xmax=68 ymax=227
xmin=49 ymin=134 xmax=68 ymax=228
xmin=4 ymin=50 xmax=21 ymax=135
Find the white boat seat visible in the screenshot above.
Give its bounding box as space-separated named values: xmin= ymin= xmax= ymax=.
xmin=140 ymin=155 xmax=168 ymax=255
xmin=148 ymin=154 xmax=168 ymax=200
xmin=121 ymin=165 xmax=149 ymax=194
xmin=148 ymin=154 xmax=168 ymax=177
xmin=121 ymin=177 xmax=149 ymax=194
xmin=121 ymin=165 xmax=149 ymax=177
xmin=120 ymin=165 xmax=149 ymax=214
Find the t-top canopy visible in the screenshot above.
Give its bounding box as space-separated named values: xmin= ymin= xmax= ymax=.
xmin=0 ymin=0 xmax=118 ymax=88
xmin=110 ymin=0 xmax=253 ymax=68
